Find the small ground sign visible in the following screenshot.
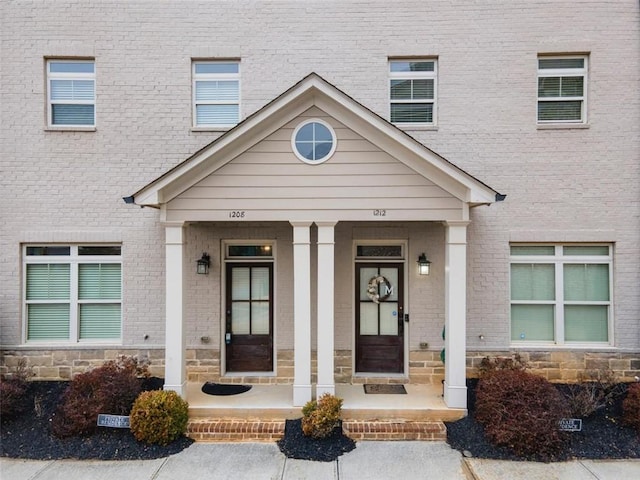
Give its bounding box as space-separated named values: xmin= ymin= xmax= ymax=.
xmin=97 ymin=414 xmax=130 ymax=429
xmin=559 ymin=418 xmax=582 ymax=432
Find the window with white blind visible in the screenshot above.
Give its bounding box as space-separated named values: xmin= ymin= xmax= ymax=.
xmin=537 ymin=55 xmax=587 ymax=124
xmin=389 ymin=59 xmax=437 ymax=125
xmin=193 ymin=61 xmax=240 ymax=128
xmin=47 ymin=60 xmax=95 ymax=127
xmin=24 ymin=245 xmax=121 ymax=342
xmin=510 ymin=245 xmax=611 ymax=345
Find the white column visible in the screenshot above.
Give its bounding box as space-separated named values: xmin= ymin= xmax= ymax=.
xmin=316 ymin=222 xmax=336 ymax=397
xmin=444 ymin=221 xmax=469 ymax=409
xmin=163 ymin=224 xmax=187 ymax=397
xmin=291 ymin=222 xmax=312 ymax=406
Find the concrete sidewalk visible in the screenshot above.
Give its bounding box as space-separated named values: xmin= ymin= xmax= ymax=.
xmin=2 ymin=442 xmax=639 ymax=480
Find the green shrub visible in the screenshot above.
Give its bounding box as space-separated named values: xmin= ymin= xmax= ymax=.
xmin=475 ymin=368 xmax=569 ymax=461
xmin=129 ymin=390 xmax=189 ymax=445
xmin=0 ymin=358 xmax=32 ymax=421
xmin=301 ymin=393 xmax=343 ymax=439
xmin=622 ymin=383 xmax=640 ymax=434
xmin=51 ymin=356 xmax=149 ymax=438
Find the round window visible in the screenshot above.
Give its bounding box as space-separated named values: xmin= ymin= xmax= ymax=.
xmin=291 ymin=119 xmax=337 ymax=164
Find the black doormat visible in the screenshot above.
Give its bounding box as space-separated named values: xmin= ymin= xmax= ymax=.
xmin=201 ymin=382 xmax=252 ymax=396
xmin=363 ymin=384 xmax=407 ymax=394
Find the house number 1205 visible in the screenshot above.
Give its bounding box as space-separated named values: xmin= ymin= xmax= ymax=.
xmin=373 ymin=209 xmax=386 ymax=216
xmin=229 ymin=211 xmax=246 ymax=218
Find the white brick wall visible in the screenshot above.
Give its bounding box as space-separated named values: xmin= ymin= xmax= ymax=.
xmin=1 ymin=1 xmax=638 ymax=357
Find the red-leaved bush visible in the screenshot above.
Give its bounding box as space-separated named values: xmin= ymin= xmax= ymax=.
xmin=51 ymin=356 xmax=149 ymax=438
xmin=622 ymin=383 xmax=640 ymax=434
xmin=475 ymin=368 xmax=570 ymax=461
xmin=0 ymin=358 xmax=32 ymax=420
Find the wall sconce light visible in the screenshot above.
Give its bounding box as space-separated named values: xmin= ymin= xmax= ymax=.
xmin=417 ymin=253 xmax=431 ymax=275
xmin=196 ymin=252 xmax=210 ymax=275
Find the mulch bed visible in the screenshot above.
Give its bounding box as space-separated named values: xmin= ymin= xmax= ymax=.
xmin=0 ymin=380 xmax=193 ymax=460
xmin=2 ymin=378 xmax=638 ymax=462
xmin=445 ymin=379 xmax=640 ymax=462
xmin=277 ymin=419 xmax=356 ymax=462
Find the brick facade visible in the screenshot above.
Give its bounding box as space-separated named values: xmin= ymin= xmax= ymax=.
xmin=1 ymin=2 xmax=638 ymax=385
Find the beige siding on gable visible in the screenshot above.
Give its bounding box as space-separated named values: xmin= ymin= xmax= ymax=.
xmin=166 ymin=108 xmax=463 ymax=222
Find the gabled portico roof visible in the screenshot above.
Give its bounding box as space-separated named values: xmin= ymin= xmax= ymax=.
xmin=127 ymin=73 xmax=504 ymax=209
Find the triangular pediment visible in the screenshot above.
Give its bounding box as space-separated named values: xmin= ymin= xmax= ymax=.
xmin=129 ymin=73 xmax=502 ymax=222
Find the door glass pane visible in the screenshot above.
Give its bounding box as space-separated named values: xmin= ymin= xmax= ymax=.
xmin=511 ymin=304 xmax=554 ymax=341
xmin=360 ymin=267 xmax=379 ymax=301
xmin=380 ymin=302 xmax=398 ymax=335
xmin=231 ymin=268 xmax=250 ymax=300
xmin=379 ymin=268 xmax=398 ymax=302
xmin=360 ymin=303 xmax=378 ymax=335
xmin=252 ymin=303 xmax=269 ymax=334
xmin=356 ymin=245 xmax=402 ymax=258
xmin=231 ymin=302 xmax=250 ymax=334
xmin=565 ymin=305 xmax=608 ymax=342
xmin=564 ymin=264 xmax=609 ymax=301
xmin=511 ymin=264 xmax=554 ymax=300
xmin=251 ymin=267 xmax=270 ymax=300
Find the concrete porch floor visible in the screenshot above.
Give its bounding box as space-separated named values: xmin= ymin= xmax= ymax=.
xmin=187 ymin=382 xmax=466 ymax=422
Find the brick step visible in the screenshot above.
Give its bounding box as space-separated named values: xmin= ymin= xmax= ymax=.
xmin=187 ymin=418 xmax=447 ymax=442
xmin=187 ymin=418 xmax=286 ymax=442
xmin=342 ymin=420 xmax=447 ymax=441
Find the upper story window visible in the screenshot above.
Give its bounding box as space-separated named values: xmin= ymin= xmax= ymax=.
xmin=24 ymin=245 xmax=122 ymax=343
xmin=193 ymin=60 xmax=240 ymax=128
xmin=389 ymin=59 xmax=437 ymax=126
xmin=537 ymin=55 xmax=587 ymax=124
xmin=510 ymin=244 xmax=611 ymax=345
xmin=47 ymin=59 xmax=95 ymax=127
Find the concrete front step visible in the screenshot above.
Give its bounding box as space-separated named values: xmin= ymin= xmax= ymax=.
xmin=187 ymin=418 xmax=448 ymax=442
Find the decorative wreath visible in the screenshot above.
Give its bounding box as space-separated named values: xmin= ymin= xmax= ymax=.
xmin=367 ymin=275 xmax=392 ymax=304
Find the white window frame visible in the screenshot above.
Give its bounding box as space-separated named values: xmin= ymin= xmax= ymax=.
xmin=510 ymin=244 xmax=612 ymax=347
xmin=46 ymin=59 xmax=96 ymax=128
xmin=537 ymin=55 xmax=588 ymax=125
xmin=23 ymin=245 xmax=122 ymax=344
xmin=291 ymin=118 xmax=337 ymax=165
xmin=192 ymin=60 xmax=241 ymax=129
xmin=389 ymin=59 xmax=437 ymax=127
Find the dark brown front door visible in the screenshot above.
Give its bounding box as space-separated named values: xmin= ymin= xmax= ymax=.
xmin=225 ymin=263 xmax=273 ymax=372
xmin=355 ymin=263 xmax=404 ymax=373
